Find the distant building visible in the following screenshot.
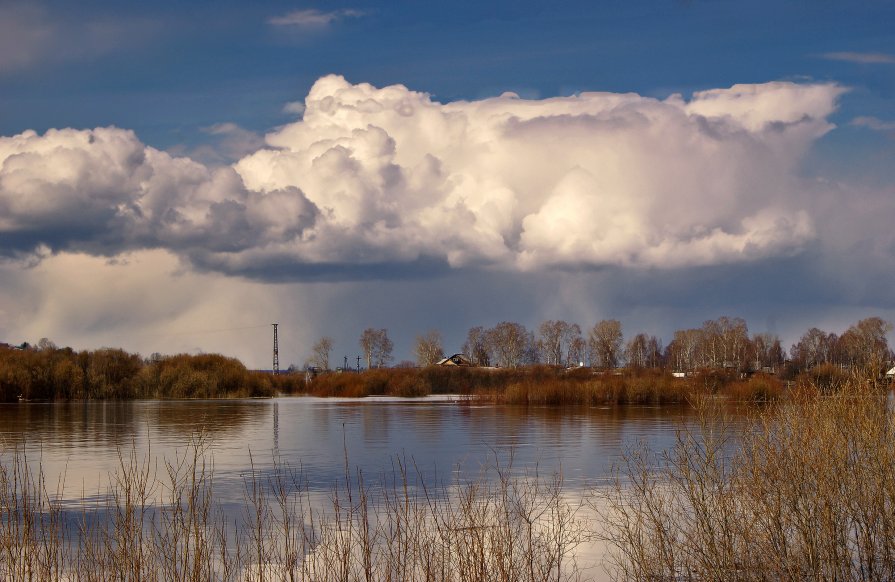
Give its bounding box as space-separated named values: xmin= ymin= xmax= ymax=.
xmin=436 ymin=354 xmax=473 ymax=367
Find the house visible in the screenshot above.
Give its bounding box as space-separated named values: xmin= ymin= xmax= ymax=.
xmin=436 ymin=354 xmax=473 ymax=367
xmin=886 ymin=366 xmax=895 ymax=380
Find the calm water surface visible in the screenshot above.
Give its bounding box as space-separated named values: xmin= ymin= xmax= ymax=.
xmin=0 ymin=396 xmax=718 ymax=505
xmin=1 ymin=396 xmax=745 ymax=580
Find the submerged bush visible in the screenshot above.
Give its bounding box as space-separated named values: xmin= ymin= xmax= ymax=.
xmin=598 ymin=383 xmax=895 ymax=581
xmin=0 ymin=346 xmax=286 ymax=401
xmin=725 ymin=373 xmax=784 ymax=403
xmin=797 ymin=362 xmax=850 ymax=394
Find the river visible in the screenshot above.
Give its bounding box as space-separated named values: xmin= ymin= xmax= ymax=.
xmin=0 ymin=396 xmax=722 ymax=580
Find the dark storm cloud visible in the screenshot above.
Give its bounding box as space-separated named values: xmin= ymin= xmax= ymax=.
xmin=186 ymin=254 xmax=453 ymax=283
xmin=0 ymin=127 xmax=319 ymax=265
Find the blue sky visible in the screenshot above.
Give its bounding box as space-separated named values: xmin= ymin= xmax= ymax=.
xmin=0 ymin=0 xmax=894 ymax=366
xmin=3 ymin=1 xmax=893 ymax=146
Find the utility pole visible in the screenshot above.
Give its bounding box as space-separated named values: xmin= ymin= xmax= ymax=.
xmin=272 ymin=323 xmax=280 ymax=375
xmin=356 ymin=355 xmax=361 ymax=371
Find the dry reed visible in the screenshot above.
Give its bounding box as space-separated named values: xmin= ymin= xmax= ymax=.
xmin=0 ymin=441 xmax=588 ymax=581
xmin=596 ymin=381 xmax=895 ymax=581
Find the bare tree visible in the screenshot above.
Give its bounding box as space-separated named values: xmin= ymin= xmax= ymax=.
xmin=624 ymin=333 xmax=663 ymax=369
xmin=838 ymin=317 xmax=892 ymax=373
xmin=625 ymin=334 xmax=647 ymax=369
xmin=359 ymin=328 xmax=394 ymax=369
xmin=463 ymin=326 xmax=491 ymax=366
xmin=488 ymin=321 xmax=528 ymax=368
xmin=414 ymin=330 xmax=445 ymax=367
xmin=310 ymin=336 xmax=334 ymax=370
xmin=373 ymin=329 xmax=394 ymax=368
xmin=523 ymin=329 xmax=540 ymax=366
xmin=537 ymin=320 xmax=582 ymax=366
xmin=665 ymin=328 xmax=702 ymax=371
xmin=588 ymin=320 xmax=623 ymax=369
xmin=720 ymin=316 xmax=750 ymax=371
xmin=360 ymin=328 xmax=378 ymax=369
xmin=539 ymin=320 xmax=564 ymax=366
xmin=791 ymin=327 xmax=838 ymax=370
xmin=37 ymin=337 xmax=57 ymax=352
xmin=647 ymin=336 xmax=664 ymax=369
xmin=752 ymin=332 xmax=784 ymax=372
xmin=568 ymin=335 xmax=586 ymax=367
xmin=699 ymin=316 xmax=750 ymax=371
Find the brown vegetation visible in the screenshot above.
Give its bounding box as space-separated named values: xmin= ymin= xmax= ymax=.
xmin=498 ymin=368 xmax=686 ymax=406
xmin=0 ymin=346 xmax=301 ymax=402
xmin=306 ymin=365 xmax=787 ymax=405
xmin=597 ymin=379 xmax=895 ymax=581
xmin=0 ymin=442 xmax=587 ymax=581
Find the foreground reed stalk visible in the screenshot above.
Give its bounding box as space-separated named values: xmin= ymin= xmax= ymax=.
xmin=597 ymin=383 xmax=895 ymax=581
xmin=0 ymin=442 xmax=588 ymax=581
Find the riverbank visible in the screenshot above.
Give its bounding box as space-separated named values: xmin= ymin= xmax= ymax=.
xmin=2 ymin=342 xmax=884 ymax=404
xmin=305 ymin=365 xmax=788 ymax=404
xmin=0 ymin=347 xmax=303 ymax=401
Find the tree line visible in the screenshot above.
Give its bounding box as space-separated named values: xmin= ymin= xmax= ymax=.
xmin=0 ymin=344 xmax=301 ymax=402
xmin=4 ymin=314 xmax=888 ymax=402
xmin=306 ymin=316 xmax=894 ymax=378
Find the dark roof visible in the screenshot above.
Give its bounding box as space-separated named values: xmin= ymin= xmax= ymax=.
xmin=436 ymin=353 xmax=473 ymax=366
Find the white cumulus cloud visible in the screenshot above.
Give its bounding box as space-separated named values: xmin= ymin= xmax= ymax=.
xmin=0 ymin=76 xmax=845 ymax=279
xmin=235 ymin=76 xmax=843 ymax=273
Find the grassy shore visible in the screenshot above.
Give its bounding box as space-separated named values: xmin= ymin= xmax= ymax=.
xmin=0 ymin=347 xmax=304 ymax=402
xmin=2 ymin=341 xmax=883 ymax=407
xmin=306 ymin=365 xmax=789 ymax=405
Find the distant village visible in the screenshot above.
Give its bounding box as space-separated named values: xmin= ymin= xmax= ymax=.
xmin=302 ymin=316 xmax=895 ymax=382
xmin=3 ymin=314 xmax=892 ymax=402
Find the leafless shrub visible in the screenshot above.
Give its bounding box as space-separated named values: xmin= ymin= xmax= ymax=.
xmin=597 ymin=382 xmax=895 ymax=581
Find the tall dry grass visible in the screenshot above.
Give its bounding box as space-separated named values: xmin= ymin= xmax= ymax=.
xmin=307 ymin=366 xmax=784 ymax=405
xmin=500 ymin=370 xmax=694 ymax=406
xmin=596 ymin=380 xmax=895 ymax=581
xmin=0 ymin=442 xmax=588 ymax=581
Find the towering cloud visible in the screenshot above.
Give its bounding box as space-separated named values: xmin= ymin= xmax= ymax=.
xmin=0 ymin=77 xmax=844 ymax=279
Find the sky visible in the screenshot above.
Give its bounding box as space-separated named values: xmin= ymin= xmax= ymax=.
xmin=0 ymin=0 xmax=894 ymax=369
